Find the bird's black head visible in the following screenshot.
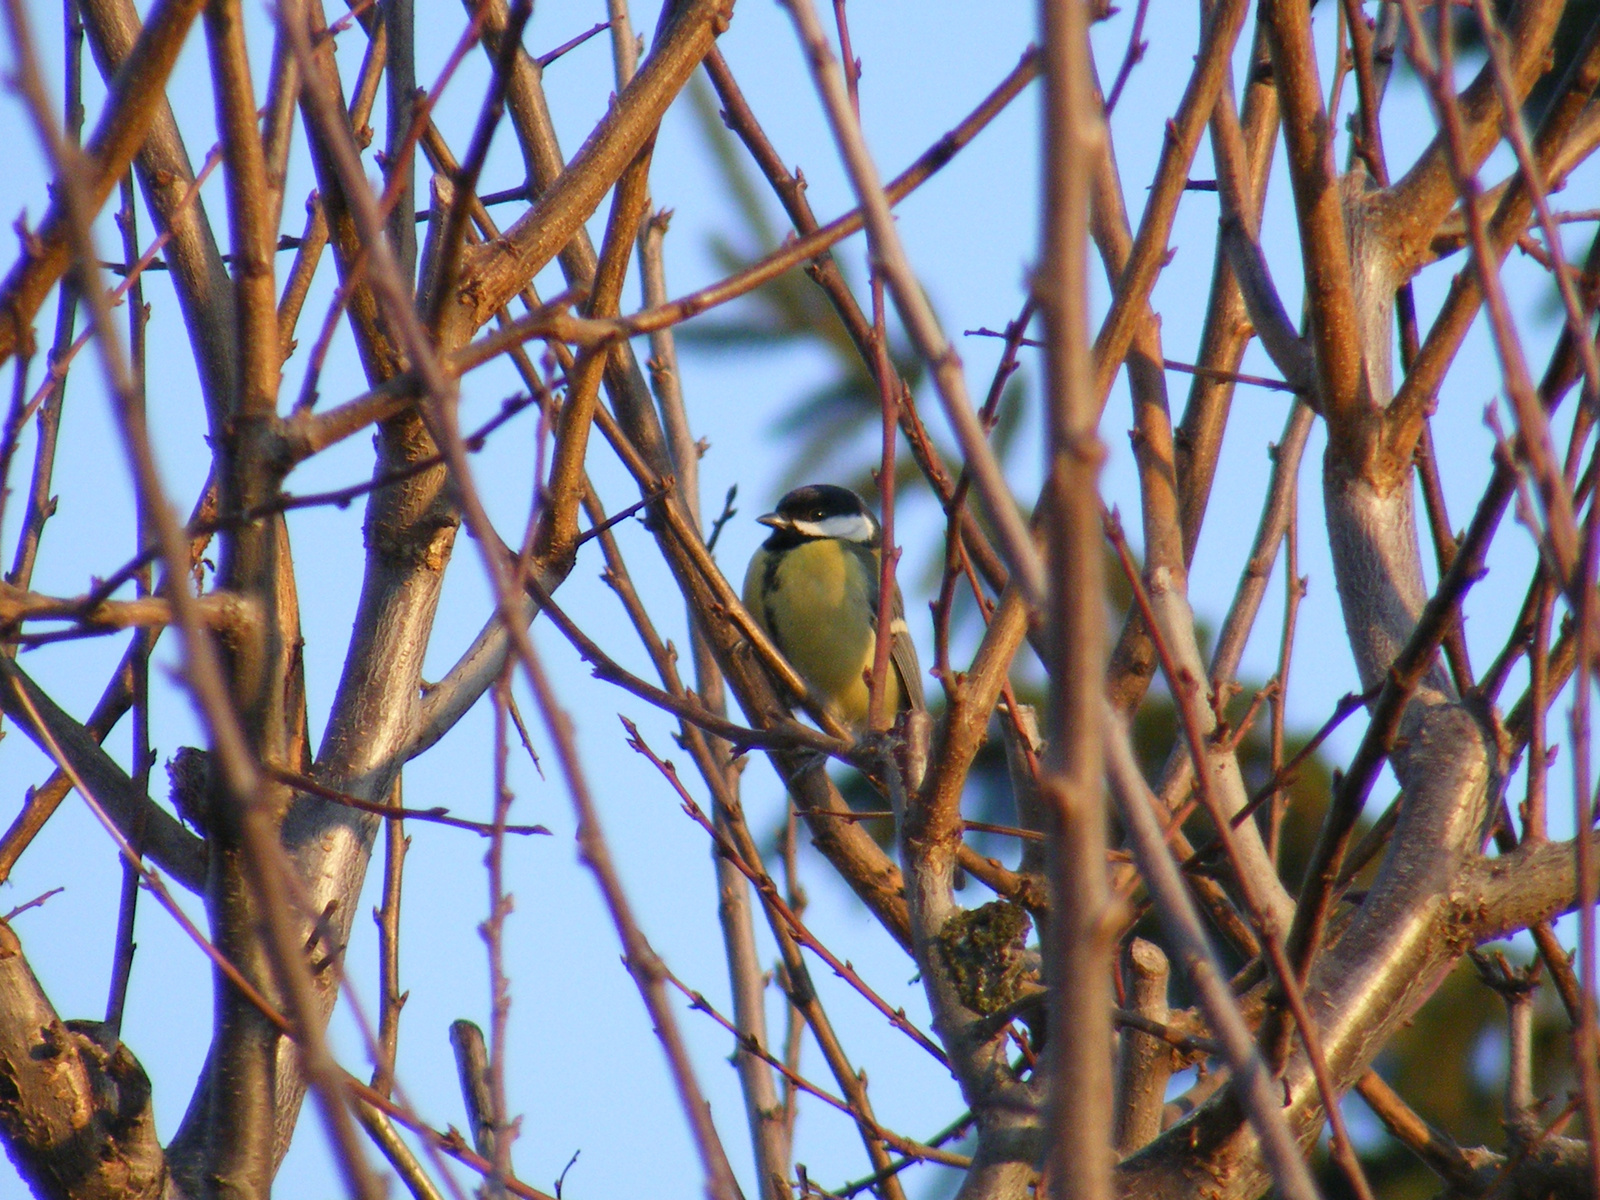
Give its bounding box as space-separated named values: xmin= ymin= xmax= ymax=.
xmin=758 ymin=484 xmax=880 ymax=550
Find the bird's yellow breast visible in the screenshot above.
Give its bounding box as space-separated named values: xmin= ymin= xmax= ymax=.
xmin=743 ymin=538 xmax=896 ymax=730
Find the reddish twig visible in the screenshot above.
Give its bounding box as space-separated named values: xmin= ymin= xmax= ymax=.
xmin=1105 ymin=512 xmax=1377 ymax=1200
xmin=1104 ymin=0 xmax=1152 ymax=114
xmin=662 ymin=969 xmax=969 ymax=1167
xmin=623 ymin=717 xmax=950 ymax=1068
xmin=266 ymin=766 xmax=551 ymax=836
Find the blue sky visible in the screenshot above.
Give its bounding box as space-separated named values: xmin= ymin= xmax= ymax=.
xmin=0 ymin=0 xmax=1589 ymax=1195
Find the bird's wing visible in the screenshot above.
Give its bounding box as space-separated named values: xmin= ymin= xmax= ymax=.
xmin=864 ymin=544 xmax=925 ymax=713
xmin=890 ymin=613 xmax=926 ymax=712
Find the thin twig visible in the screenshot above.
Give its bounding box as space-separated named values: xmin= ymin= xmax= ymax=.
xmin=1471 ymin=0 xmax=1600 ymax=408
xmin=1105 ymin=710 xmax=1322 ymax=1200
xmin=372 ymin=774 xmax=407 ymax=1097
xmin=624 ymin=718 xmax=950 ymax=1068
xmin=780 ymin=0 xmax=1044 ymax=605
xmin=1104 ymin=0 xmax=1152 ymax=114
xmin=1106 ymin=514 xmax=1376 ymax=1200
xmin=484 ymin=670 xmax=519 ymax=1194
xmin=266 ymin=766 xmax=551 ymax=836
xmin=103 ymin=165 xmax=149 ymax=1039
xmin=427 ymin=0 xmax=531 ymax=331
xmin=2 ymin=886 xmax=63 ymax=921
xmin=535 ymin=18 xmax=610 ymax=68
xmin=662 ymin=969 xmax=969 ymax=1167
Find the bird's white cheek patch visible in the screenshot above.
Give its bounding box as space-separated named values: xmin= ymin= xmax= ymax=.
xmin=813 ymin=513 xmax=876 ymax=542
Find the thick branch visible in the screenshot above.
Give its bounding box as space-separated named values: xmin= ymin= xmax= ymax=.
xmin=0 ymin=658 xmax=206 ymax=891
xmin=1458 ymin=829 xmax=1600 ymax=942
xmin=1381 ymin=0 xmax=1569 ymax=266
xmin=0 ymin=920 xmax=171 ymax=1200
xmin=460 ymin=0 xmax=733 ymax=328
xmin=78 ymin=0 xmax=237 ymax=431
xmin=0 ymin=0 xmax=209 ymax=372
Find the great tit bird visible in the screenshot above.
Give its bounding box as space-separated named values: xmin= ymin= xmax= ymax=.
xmin=742 ymin=484 xmax=925 ymax=733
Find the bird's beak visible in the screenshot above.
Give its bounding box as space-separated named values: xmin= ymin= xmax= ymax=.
xmin=757 ymin=512 xmax=786 ymax=530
